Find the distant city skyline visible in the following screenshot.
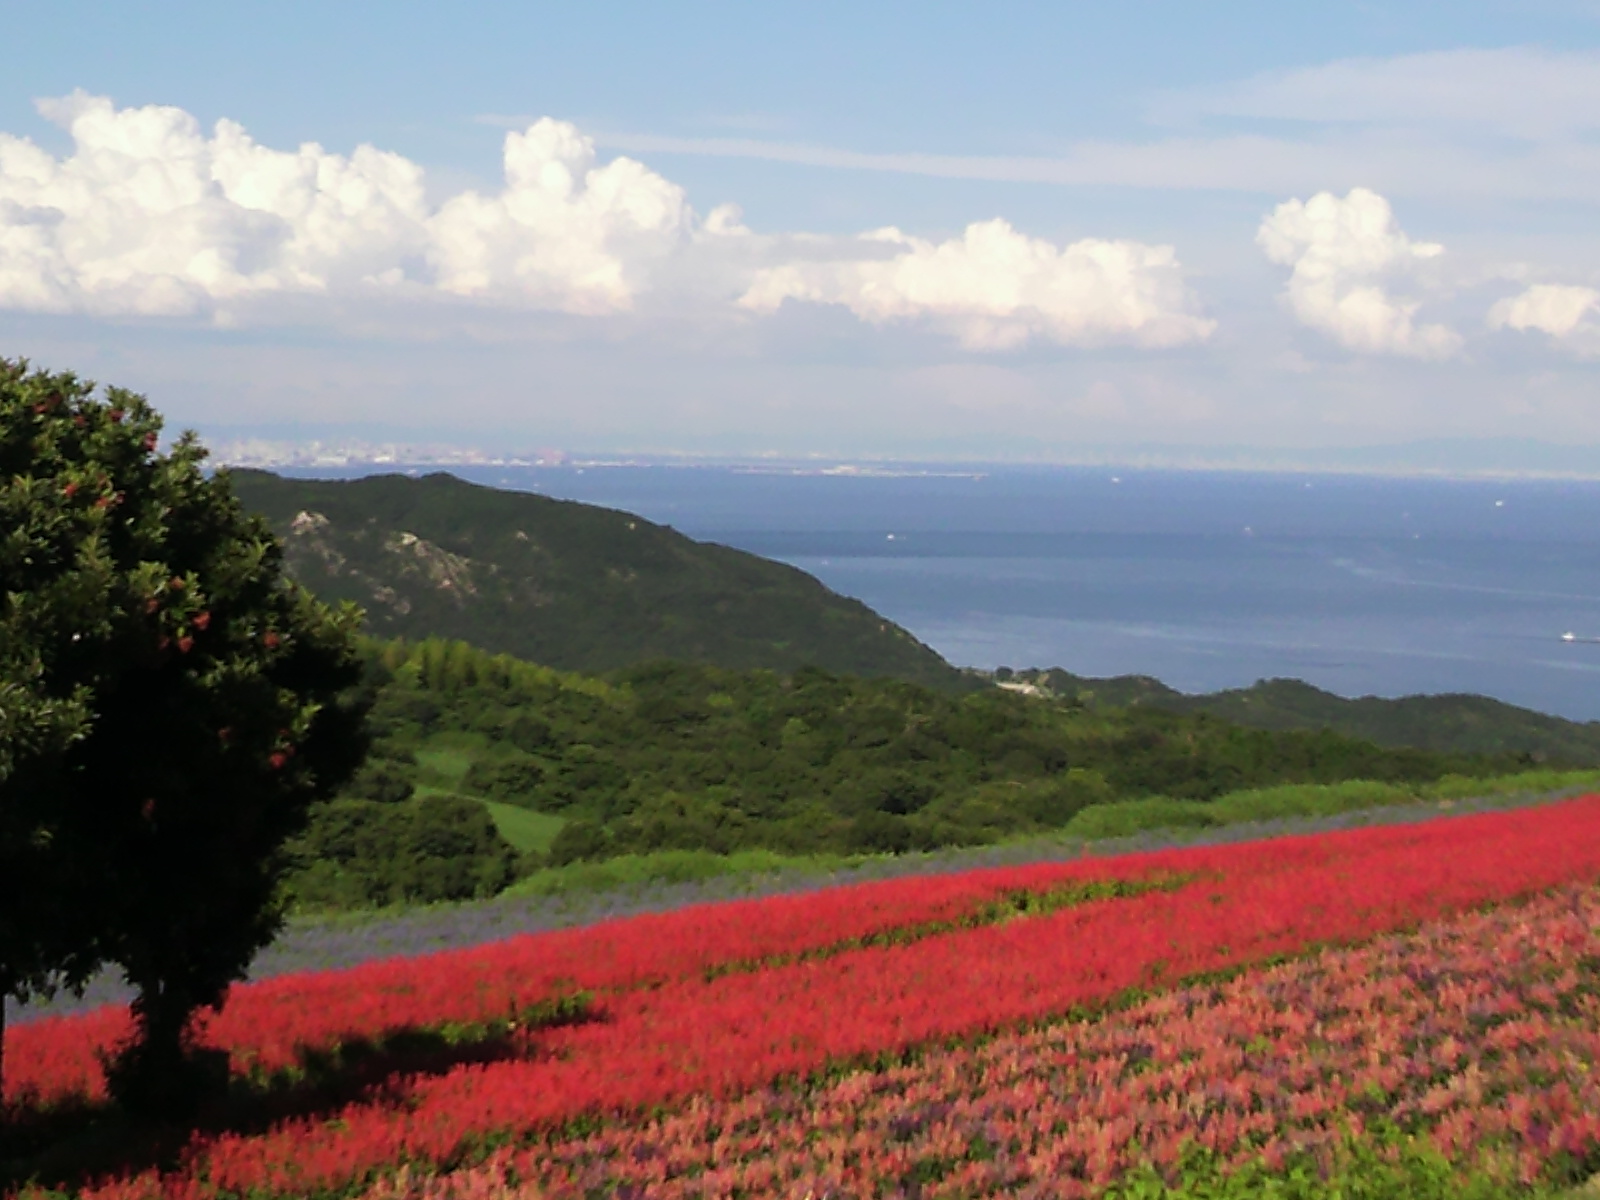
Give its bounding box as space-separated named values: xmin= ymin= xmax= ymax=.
xmin=5 ymin=2 xmax=1600 ymax=458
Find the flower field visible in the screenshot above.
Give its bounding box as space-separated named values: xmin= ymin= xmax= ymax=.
xmin=8 ymin=796 xmax=1600 ymax=1199
xmin=6 ymin=854 xmax=1179 ymax=1106
xmin=360 ymin=881 xmax=1600 ymax=1200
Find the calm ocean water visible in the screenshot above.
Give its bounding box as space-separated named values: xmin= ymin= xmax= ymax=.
xmin=296 ymin=464 xmax=1600 ymax=721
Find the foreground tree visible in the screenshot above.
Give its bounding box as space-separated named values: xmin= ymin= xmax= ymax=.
xmin=0 ymin=359 xmax=367 ymax=1115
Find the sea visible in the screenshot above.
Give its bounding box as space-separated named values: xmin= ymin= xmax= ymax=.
xmin=287 ymin=463 xmax=1600 ymax=723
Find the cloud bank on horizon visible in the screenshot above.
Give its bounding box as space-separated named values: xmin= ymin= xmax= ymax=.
xmin=0 ymin=92 xmax=1218 ymax=351
xmin=737 ymin=221 xmax=1215 ymax=351
xmin=4 ymin=90 xmax=1582 ymax=364
xmin=0 ymin=94 xmax=687 ymax=320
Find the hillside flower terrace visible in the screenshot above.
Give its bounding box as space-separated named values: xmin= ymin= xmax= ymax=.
xmin=6 ymin=796 xmax=1600 ymax=1198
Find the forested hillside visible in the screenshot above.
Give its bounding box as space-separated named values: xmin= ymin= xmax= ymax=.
xmin=1014 ymin=669 xmax=1600 ymax=762
xmin=226 ymin=469 xmax=967 ymax=689
xmin=287 ymin=638 xmax=1527 ymax=909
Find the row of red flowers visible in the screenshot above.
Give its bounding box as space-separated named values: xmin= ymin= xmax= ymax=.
xmin=360 ymin=880 xmax=1600 ymax=1200
xmin=5 ymin=849 xmax=1183 ymax=1105
xmin=61 ymin=795 xmax=1600 ymax=1199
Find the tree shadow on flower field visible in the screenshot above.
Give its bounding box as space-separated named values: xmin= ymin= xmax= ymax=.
xmin=0 ymin=993 xmax=598 ymax=1194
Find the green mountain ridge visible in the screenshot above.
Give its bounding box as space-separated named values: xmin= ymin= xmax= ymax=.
xmin=1016 ymin=670 xmax=1600 ymax=763
xmin=226 ymin=469 xmax=967 ymax=690
xmin=229 ymin=468 xmax=1600 ymax=764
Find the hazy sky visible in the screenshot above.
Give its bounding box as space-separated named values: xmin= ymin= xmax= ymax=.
xmin=5 ymin=1 xmax=1600 ymax=458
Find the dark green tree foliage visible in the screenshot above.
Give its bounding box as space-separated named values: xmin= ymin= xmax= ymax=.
xmin=461 ymin=757 xmax=545 ymax=801
xmin=342 ymin=759 xmax=417 ymax=804
xmin=0 ymin=360 xmax=367 ymax=1115
xmin=0 ymin=499 xmax=103 ymax=1109
xmin=335 ymin=638 xmax=1509 ymax=872
xmin=546 ymin=818 xmax=610 ymax=866
xmin=290 ymin=795 xmax=515 ymax=907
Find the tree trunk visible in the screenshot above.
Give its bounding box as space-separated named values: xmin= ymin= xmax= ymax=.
xmin=110 ymin=974 xmax=230 ymax=1121
xmin=107 ymin=977 xmax=193 ymax=1118
xmin=138 ymin=986 xmax=187 ymax=1080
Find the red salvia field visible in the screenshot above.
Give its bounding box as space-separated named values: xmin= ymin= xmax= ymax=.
xmin=359 ymin=882 xmax=1600 ymax=1200
xmin=8 ymin=796 xmax=1600 ymax=1199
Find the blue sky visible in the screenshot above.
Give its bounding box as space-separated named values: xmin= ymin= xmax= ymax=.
xmin=5 ymin=1 xmax=1600 ymax=460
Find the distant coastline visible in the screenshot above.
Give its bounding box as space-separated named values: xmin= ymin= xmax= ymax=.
xmin=205 ymin=437 xmax=1600 ymax=483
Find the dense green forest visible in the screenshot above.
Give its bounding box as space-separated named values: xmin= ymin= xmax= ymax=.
xmin=1008 ymin=669 xmax=1600 ymax=762
xmin=226 ymin=469 xmax=967 ymax=689
xmin=287 ymin=638 xmax=1530 ymax=910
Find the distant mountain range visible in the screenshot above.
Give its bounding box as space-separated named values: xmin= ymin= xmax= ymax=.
xmin=227 ymin=470 xmax=967 ymax=689
xmin=1019 ymin=670 xmax=1600 ymax=764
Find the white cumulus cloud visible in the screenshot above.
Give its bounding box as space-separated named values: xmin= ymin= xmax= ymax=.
xmin=427 ymin=119 xmax=689 ymax=314
xmin=1257 ymin=187 xmax=1460 ymax=358
xmin=1488 ymin=283 xmax=1600 ymax=352
xmin=0 ymin=92 xmax=429 ymax=316
xmin=737 ymin=218 xmax=1215 ymax=350
xmin=0 ymin=92 xmax=689 ymax=319
xmin=0 ymin=94 xmax=1215 ymax=351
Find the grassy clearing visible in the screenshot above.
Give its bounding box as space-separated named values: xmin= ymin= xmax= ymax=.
xmin=413 ymin=734 xmax=549 ymax=805
xmin=482 ymin=802 xmax=566 ymax=854
xmin=412 ymin=739 xmax=480 ymax=794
